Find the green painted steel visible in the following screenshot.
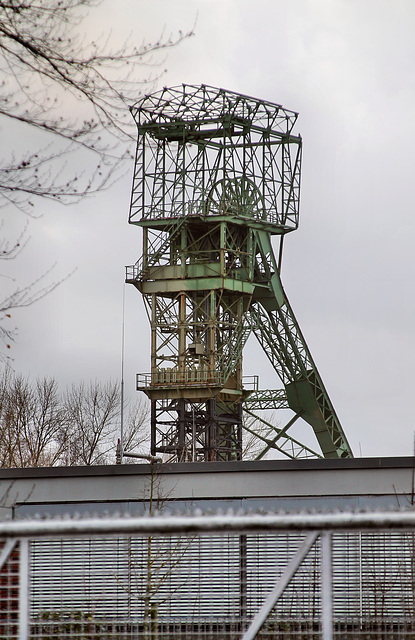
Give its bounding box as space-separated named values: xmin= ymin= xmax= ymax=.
xmin=249 ymin=229 xmax=353 ymax=459
xmin=243 ymin=410 xmax=322 ymax=460
xmin=126 ymin=84 xmax=353 ymax=461
xmin=243 ymin=389 xmax=289 ymax=410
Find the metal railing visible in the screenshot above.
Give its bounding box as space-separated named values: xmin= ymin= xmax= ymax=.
xmin=136 ymin=372 xmax=257 ymax=390
xmin=137 ymin=200 xmax=296 ymax=229
xmin=4 ymin=510 xmax=415 ymax=639
xmin=136 ymin=369 xmax=225 ymax=388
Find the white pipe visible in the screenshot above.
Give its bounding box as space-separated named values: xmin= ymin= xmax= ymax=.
xmin=123 ymin=452 xmax=162 ymax=462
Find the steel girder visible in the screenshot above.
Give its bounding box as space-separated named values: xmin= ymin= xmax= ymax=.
xmin=150 ymin=397 xmax=242 ymax=462
xmin=243 ymin=410 xmax=322 ymax=460
xmin=128 ymin=218 xmax=253 ymax=461
xmin=248 ymin=230 xmax=352 ymax=459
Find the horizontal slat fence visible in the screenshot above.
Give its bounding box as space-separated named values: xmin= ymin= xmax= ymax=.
xmin=1 ymin=511 xmax=415 ymax=639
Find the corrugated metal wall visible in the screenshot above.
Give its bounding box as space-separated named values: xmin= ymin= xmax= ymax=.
xmin=29 ymin=531 xmax=415 ymax=622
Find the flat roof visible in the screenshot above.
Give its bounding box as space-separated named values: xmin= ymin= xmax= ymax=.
xmin=0 ymin=456 xmax=413 ymax=480
xmin=0 ymin=457 xmax=414 ymax=520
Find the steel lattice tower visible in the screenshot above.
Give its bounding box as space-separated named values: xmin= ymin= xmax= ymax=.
xmin=126 ymin=84 xmax=352 ymax=462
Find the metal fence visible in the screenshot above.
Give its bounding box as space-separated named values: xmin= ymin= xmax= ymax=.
xmin=2 ymin=511 xmax=415 ymax=639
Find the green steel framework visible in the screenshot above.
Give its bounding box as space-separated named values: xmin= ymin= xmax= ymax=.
xmin=126 ymin=84 xmax=352 ymax=461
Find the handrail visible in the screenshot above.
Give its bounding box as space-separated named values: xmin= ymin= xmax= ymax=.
xmin=1 ymin=510 xmax=415 ymax=538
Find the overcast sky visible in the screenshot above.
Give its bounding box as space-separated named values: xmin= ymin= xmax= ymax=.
xmin=3 ymin=0 xmax=415 ymax=458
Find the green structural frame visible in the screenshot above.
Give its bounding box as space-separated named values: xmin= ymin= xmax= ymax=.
xmin=126 ymin=84 xmax=352 ymax=461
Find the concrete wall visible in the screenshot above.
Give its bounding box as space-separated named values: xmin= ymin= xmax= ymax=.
xmin=0 ymin=457 xmax=414 ymax=519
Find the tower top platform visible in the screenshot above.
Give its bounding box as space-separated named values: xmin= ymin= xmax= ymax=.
xmin=128 ymin=84 xmax=302 ymax=233
xmin=130 ymin=84 xmax=299 ymax=136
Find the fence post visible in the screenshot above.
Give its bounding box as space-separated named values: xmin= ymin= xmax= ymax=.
xmin=18 ymin=538 xmax=29 ymax=640
xmin=321 ymin=532 xmax=333 ymax=640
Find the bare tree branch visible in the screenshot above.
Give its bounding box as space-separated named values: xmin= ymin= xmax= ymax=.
xmin=0 ymin=373 xmax=149 ymax=466
xmin=0 ymin=371 xmax=65 ymax=466
xmin=0 ymin=0 xmax=194 ymax=351
xmin=0 ymin=0 xmax=194 ymax=210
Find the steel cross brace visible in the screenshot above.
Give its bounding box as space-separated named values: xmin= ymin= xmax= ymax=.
xmin=243 ymin=409 xmax=321 ymax=460
xmin=241 ymin=532 xmax=333 ymax=640
xmin=241 ymin=532 xmax=319 ymax=640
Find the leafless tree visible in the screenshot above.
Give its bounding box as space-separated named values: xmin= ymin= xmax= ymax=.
xmin=0 ymin=0 xmax=192 ymax=211
xmin=118 ymin=461 xmax=194 ymax=639
xmin=242 ymin=411 xmax=281 ymax=460
xmin=0 ymin=372 xmax=150 ymax=466
xmin=0 ymin=0 xmax=193 ymax=350
xmin=0 ymin=370 xmax=65 ymax=466
xmin=122 ymin=395 xmax=150 ymax=457
xmin=64 ymin=380 xmax=150 ymax=465
xmin=64 ymin=380 xmax=120 ymax=465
